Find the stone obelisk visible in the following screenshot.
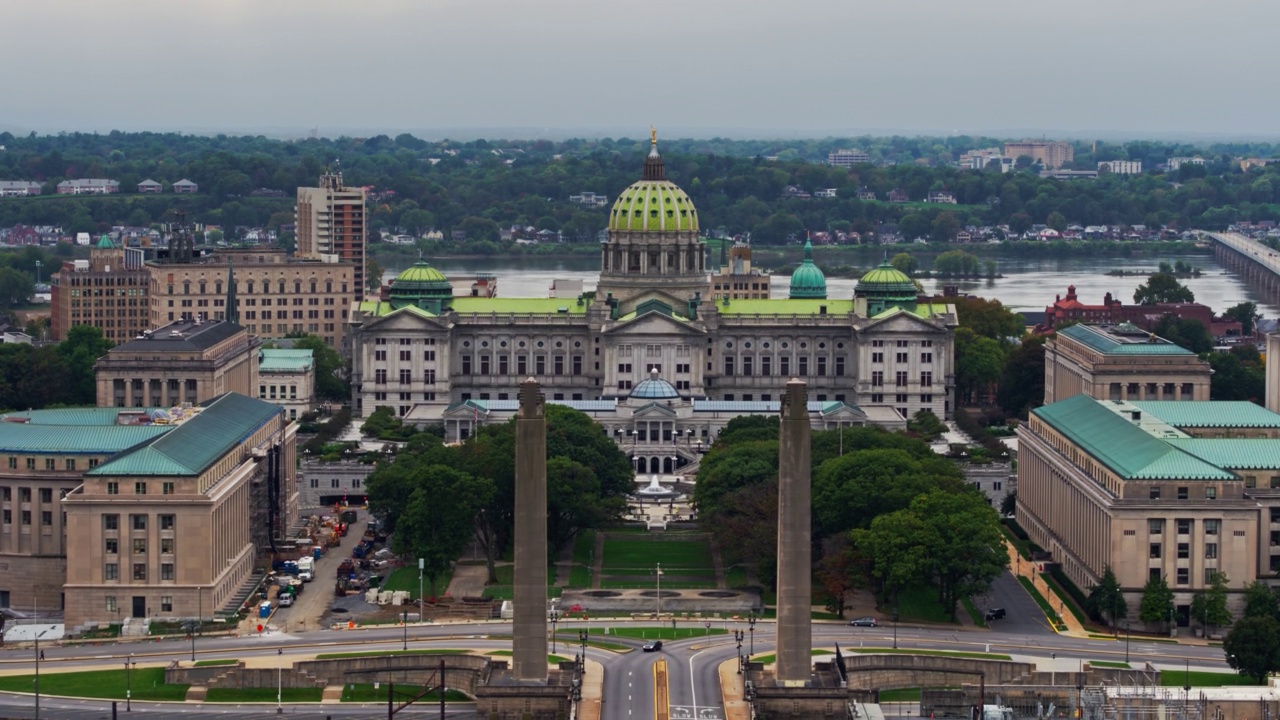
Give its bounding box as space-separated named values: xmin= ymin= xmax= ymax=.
xmin=513 ymin=378 xmax=548 ymax=681
xmin=775 ymin=378 xmax=812 ymax=683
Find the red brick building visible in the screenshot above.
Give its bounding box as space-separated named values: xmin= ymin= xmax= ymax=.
xmin=1037 ymin=285 xmax=1243 ymax=338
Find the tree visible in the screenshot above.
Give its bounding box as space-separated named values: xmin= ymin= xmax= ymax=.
xmin=1046 ymin=211 xmax=1067 ymax=232
xmin=285 ymin=333 xmax=348 ymax=401
xmin=366 ymin=257 xmax=384 ymax=295
xmin=996 ymin=337 xmax=1045 ymax=417
xmin=1086 ymin=565 xmax=1128 ymax=631
xmin=890 ymin=253 xmax=918 ymax=276
xmin=898 ymin=213 xmax=930 ymax=241
xmin=1208 ymin=346 xmax=1266 ymax=402
xmin=1243 ymin=580 xmax=1279 ymax=621
xmin=999 ymin=491 xmax=1017 ymax=517
xmin=0 ymin=267 xmax=34 ymax=309
xmin=391 ymin=465 xmax=493 ymax=599
xmin=1224 ymin=301 xmax=1258 ymax=336
xmin=1139 ymin=573 xmax=1175 ymax=634
xmin=954 ymin=328 xmax=1005 ymax=406
xmin=1223 ymin=616 xmax=1280 ymax=683
xmin=816 ymin=535 xmax=860 ymax=619
xmin=932 ymin=250 xmax=981 ymax=276
xmin=1189 ymin=571 xmax=1233 ymax=634
xmin=930 ymin=211 xmax=961 ymax=243
xmin=1153 ymin=315 xmax=1215 ymax=354
xmin=812 ymin=448 xmax=963 ymax=537
xmin=954 ymin=296 xmax=1025 ymax=344
xmin=693 ymin=440 xmax=778 ymax=519
xmin=1133 ymin=272 xmax=1195 ymax=304
xmin=57 ymin=325 xmax=114 ymax=404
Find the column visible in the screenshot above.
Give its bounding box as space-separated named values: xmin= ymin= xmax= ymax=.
xmin=512 ymin=378 xmax=548 ymax=681
xmin=775 ymin=379 xmax=813 ymax=683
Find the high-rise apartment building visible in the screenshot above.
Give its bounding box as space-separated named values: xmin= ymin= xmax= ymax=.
xmin=50 ymin=236 xmax=152 ymax=343
xmin=1003 ymin=141 xmax=1074 ymax=169
xmin=296 ymin=170 xmax=368 ymax=300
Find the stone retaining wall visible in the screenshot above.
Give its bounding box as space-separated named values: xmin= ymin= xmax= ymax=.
xmin=165 ymin=654 xmax=491 ymax=695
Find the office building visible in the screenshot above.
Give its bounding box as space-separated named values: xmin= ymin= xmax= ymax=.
xmin=95 ymin=318 xmax=259 ymax=408
xmin=708 ymin=241 xmax=772 ymax=300
xmin=258 ymin=349 xmax=315 ymax=420
xmin=1044 ymin=323 xmax=1211 ymax=404
xmin=50 ymin=236 xmax=152 ymax=343
xmin=1004 ymin=141 xmax=1074 ymax=169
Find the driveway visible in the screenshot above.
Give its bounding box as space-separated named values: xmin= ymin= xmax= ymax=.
xmin=978 ymin=570 xmax=1055 ymax=636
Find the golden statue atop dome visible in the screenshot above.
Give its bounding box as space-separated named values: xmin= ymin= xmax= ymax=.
xmin=651 ymin=126 xmax=657 ymax=145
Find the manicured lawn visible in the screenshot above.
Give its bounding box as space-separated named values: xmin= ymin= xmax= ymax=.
xmin=568 ymin=565 xmax=591 ymax=588
xmin=572 ymin=530 xmax=595 ymax=566
xmin=341 ymin=684 xmax=471 ymax=702
xmin=750 ymin=650 xmax=831 ymax=664
xmin=315 ymin=649 xmax=468 ymax=660
xmin=599 ymin=579 xmax=710 ymax=589
xmin=605 ymin=627 xmax=727 ymax=640
xmin=553 ymin=633 xmax=632 ymax=651
xmin=488 ymin=651 xmax=571 ymax=663
xmin=726 ymin=566 xmax=749 ymax=589
xmin=0 ymin=668 xmax=189 ymax=701
xmin=896 ymin=583 xmax=954 ymax=624
xmin=880 ymin=688 xmax=922 ymax=702
xmin=205 ymin=687 xmax=323 ymax=703
xmin=1089 ymin=660 xmax=1130 ymax=669
xmin=601 ymin=538 xmax=714 ymax=571
xmin=485 ymin=565 xmax=563 ymax=599
xmin=383 ymin=566 xmax=453 ymax=600
xmin=1161 ymin=671 xmax=1260 ymax=688
xmin=193 ymin=659 xmax=238 ymax=667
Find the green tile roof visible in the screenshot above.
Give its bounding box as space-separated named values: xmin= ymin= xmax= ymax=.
xmin=1057 ymin=323 xmax=1193 ymax=355
xmin=89 ymin=393 xmax=282 ymax=477
xmin=870 ymin=303 xmax=952 ymax=320
xmin=2 ymin=407 xmax=155 ymax=426
xmin=1166 ymin=439 xmax=1280 ymax=470
xmin=1130 ymin=401 xmax=1280 ymax=429
xmin=451 ymin=298 xmax=587 ymax=315
xmin=717 ymin=299 xmax=855 ymax=316
xmin=1032 ymin=394 xmax=1234 ymax=480
xmin=260 ymin=348 xmax=313 ymax=373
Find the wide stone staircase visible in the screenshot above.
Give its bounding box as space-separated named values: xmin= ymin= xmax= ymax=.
xmin=217 ymin=570 xmax=268 ymax=617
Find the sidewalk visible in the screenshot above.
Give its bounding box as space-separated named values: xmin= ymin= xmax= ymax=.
xmin=1004 ymin=540 xmax=1086 ymax=635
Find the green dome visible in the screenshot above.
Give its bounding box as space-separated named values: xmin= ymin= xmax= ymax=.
xmin=96 ymin=234 xmax=114 ymax=249
xmin=607 ymin=139 xmax=698 ymax=234
xmin=788 ymin=240 xmax=827 ymax=299
xmin=856 ymin=261 xmax=918 ymax=301
xmin=388 ymin=261 xmax=453 ymax=306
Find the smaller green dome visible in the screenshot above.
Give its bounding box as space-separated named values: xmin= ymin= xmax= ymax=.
xmin=388 ymin=261 xmax=453 ymax=308
xmin=788 ymin=240 xmax=827 ymax=299
xmin=394 ymin=262 xmax=449 ymax=286
xmin=856 ymin=261 xmax=918 ymax=301
xmin=96 ymin=234 xmax=114 ymax=249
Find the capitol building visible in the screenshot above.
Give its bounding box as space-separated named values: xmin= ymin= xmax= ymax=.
xmin=348 ymin=136 xmax=957 ymax=470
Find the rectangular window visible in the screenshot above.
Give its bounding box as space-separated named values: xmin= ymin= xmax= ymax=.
xmin=723 ymin=357 xmax=734 ymax=376
xmin=799 ymin=356 xmax=809 ymax=376
xmin=161 ymin=564 xmax=175 ymax=581
xmin=1205 ymin=519 xmax=1220 ymax=535
xmin=44 ymin=458 xmax=54 ymax=470
xmin=1205 ymin=486 xmax=1217 ymax=499
xmin=1177 ymin=543 xmax=1189 ymax=559
xmin=553 ymin=356 xmax=564 ymax=375
xmin=1148 ymin=519 xmax=1163 ymax=535
xmin=1149 ymin=543 xmax=1161 ymax=558
xmin=816 ymin=357 xmax=826 ymax=376
xmin=41 ymin=511 xmax=51 ymax=526
xmin=1177 ymin=518 xmax=1192 ymax=534
xmin=895 ymin=371 xmax=908 ymax=387
xmin=131 ymin=515 xmax=146 ymax=531
xmin=133 ymin=563 xmax=147 ymax=581
xmin=104 ymin=514 xmax=119 ymax=530
xmin=921 ymin=371 xmax=933 ymax=387
xmin=133 ymin=538 xmax=146 ymax=554
xmin=105 ymin=538 xmax=118 ymax=554
xmin=135 ymin=482 xmax=147 ymax=495
xmin=106 ymin=482 xmax=119 ymax=495
xmin=872 ymin=352 xmax=883 ymax=363
xmin=896 ymin=352 xmax=908 ymax=363
xmin=1149 ymin=486 xmax=1161 ymax=500
xmin=535 ymin=356 xmax=546 ymax=375
xmin=1205 ymin=543 xmax=1218 ymax=559
xmin=160 ymin=538 xmax=174 ymax=554
xmin=162 ymin=482 xmax=175 ymax=495
xmin=1177 ymin=486 xmax=1189 ymax=500
xmin=780 ymin=356 xmax=790 ymax=376
xmin=106 ymin=596 xmax=117 ymax=613
xmin=160 ymin=515 xmax=175 ymax=530
xmin=872 ymin=371 xmax=883 ymax=387
xmin=835 ymin=356 xmax=845 ymax=376
xmin=104 ymin=563 xmax=119 ymax=580
xmin=921 ymin=352 xmax=933 ymax=364
xmin=65 ymin=458 xmax=75 ymax=471
xmin=161 ymin=595 xmax=173 ymax=611
xmin=40 ymin=488 xmax=52 ymax=503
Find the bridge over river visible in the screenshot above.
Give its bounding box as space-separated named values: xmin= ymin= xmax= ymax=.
xmin=1208 ymin=231 xmax=1280 ymax=302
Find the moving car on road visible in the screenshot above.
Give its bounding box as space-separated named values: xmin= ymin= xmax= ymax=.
xmin=985 ymin=607 xmax=1006 ymax=621
xmin=642 ymin=640 xmax=663 ymax=652
xmin=849 ymin=616 xmax=877 ymax=627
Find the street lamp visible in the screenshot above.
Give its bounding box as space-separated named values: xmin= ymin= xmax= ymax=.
xmin=550 ymin=611 xmax=561 ymax=653
xmin=631 ymin=430 xmax=640 ymax=473
xmin=1124 ymin=622 xmax=1131 ymax=664
xmin=34 ymin=260 xmax=41 ymax=286
xmin=892 ymin=604 xmax=900 ymax=649
xmin=34 ymin=628 xmax=49 ymax=720
xmin=126 ymin=653 xmax=135 ymax=711
xmin=402 ymin=610 xmax=408 ymax=651
xmin=655 ymin=563 xmax=663 ymax=619
xmin=747 ymin=614 xmax=757 ymax=658
xmin=734 ymin=630 xmax=745 ymax=674
xmin=577 ymin=630 xmax=588 ymax=674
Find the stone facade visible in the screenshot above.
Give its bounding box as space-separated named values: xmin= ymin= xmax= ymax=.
xmin=50 ymin=243 xmax=152 ymax=344
xmin=1044 ymin=323 xmax=1211 ymax=405
xmin=298 ymin=459 xmax=372 ymax=509
xmin=95 ymin=319 xmax=259 ymax=408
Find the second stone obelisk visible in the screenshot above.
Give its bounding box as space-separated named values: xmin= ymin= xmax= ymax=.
xmin=775 ymin=378 xmax=813 ymax=683
xmin=513 ymin=377 xmax=548 ymax=681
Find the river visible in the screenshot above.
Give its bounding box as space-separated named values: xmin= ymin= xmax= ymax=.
xmin=384 ymin=253 xmax=1280 ymax=319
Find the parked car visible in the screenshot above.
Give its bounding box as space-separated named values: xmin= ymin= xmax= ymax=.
xmin=642 ymin=641 xmax=663 ymax=652
xmin=849 ymin=617 xmax=877 ymax=627
xmin=985 ymin=607 xmax=1006 ymax=621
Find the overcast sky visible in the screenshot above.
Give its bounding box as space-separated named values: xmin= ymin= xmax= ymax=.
xmin=3 ymin=0 xmax=1277 ymax=140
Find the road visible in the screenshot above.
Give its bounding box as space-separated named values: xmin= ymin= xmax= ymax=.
xmin=0 ymin=610 xmax=1235 ymax=720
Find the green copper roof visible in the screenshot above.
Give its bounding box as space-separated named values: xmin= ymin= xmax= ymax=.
xmin=869 ymin=303 xmax=954 ymax=320
xmin=89 ymin=393 xmax=282 ymax=477
xmin=789 ymin=240 xmax=828 ymax=299
xmin=1032 ymin=394 xmax=1234 ymax=481
xmin=451 ymin=297 xmax=588 ymax=315
xmin=96 ymin=234 xmax=114 ymax=249
xmin=0 ymin=423 xmax=170 ymax=454
xmin=260 ymin=348 xmax=314 ymax=373
xmin=394 ymin=262 xmax=449 ymax=286
xmin=1166 ymin=439 xmax=1280 ymax=470
xmin=608 ymin=180 xmax=699 ymax=233
xmin=856 ymin=261 xmax=917 ymax=301
xmin=1056 ymin=324 xmax=1194 ymax=355
xmin=1130 ymin=401 xmax=1280 ymax=429
xmin=716 ymin=299 xmax=855 ymax=316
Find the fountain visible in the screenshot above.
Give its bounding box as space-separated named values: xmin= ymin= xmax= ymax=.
xmin=632 ymin=474 xmax=682 ymax=501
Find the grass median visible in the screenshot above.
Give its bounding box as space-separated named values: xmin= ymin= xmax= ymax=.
xmin=0 ymin=668 xmax=188 ymax=701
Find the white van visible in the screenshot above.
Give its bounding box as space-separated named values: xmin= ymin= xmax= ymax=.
xmin=297 ymin=556 xmax=315 ymax=582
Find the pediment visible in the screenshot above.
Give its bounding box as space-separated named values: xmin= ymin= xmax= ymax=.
xmin=363 ymin=306 xmax=452 ymax=333
xmin=632 ymin=402 xmax=679 ymax=416
xmin=861 ymin=310 xmax=943 ymax=334
xmin=606 ymin=312 xmax=706 ymax=337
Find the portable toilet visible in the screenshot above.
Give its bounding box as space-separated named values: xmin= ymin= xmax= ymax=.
xmin=258 ymin=601 xmax=272 ymax=619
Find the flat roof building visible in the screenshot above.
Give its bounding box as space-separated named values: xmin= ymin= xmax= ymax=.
xmin=258 ymin=348 xmax=315 ymax=420
xmin=95 ymin=318 xmax=260 ymax=408
xmin=1044 ymin=323 xmax=1211 ymax=404
xmin=296 ymin=171 xmax=367 ymax=301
